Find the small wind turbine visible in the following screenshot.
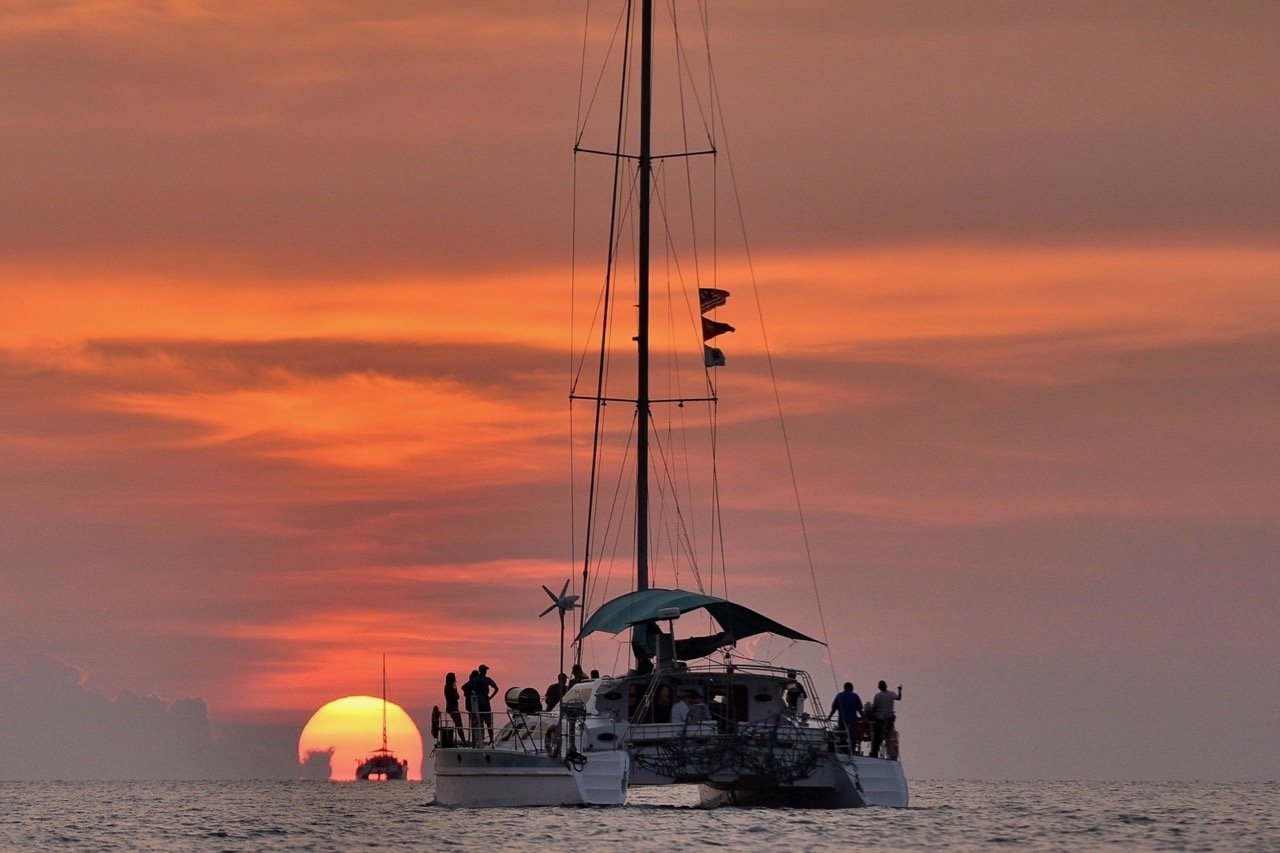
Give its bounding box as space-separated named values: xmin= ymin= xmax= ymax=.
xmin=540 ymin=579 xmax=580 ymax=678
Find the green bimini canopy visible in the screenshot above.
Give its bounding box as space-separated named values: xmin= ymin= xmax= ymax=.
xmin=577 ymin=588 xmax=821 ymax=652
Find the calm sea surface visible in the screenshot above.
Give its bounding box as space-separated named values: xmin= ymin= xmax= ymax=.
xmin=1 ymin=780 xmax=1275 ymax=850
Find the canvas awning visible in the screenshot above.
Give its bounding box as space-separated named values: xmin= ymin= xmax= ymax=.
xmin=577 ymin=588 xmax=821 ymax=649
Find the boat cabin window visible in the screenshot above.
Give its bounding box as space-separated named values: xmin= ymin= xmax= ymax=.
xmin=627 ymin=680 xmax=675 ymax=723
xmin=593 ymin=683 xmax=626 ymax=718
xmin=653 ymin=683 xmax=673 ymax=723
xmin=710 ymin=685 xmax=751 ymax=724
xmin=560 ymin=682 xmax=595 ymax=710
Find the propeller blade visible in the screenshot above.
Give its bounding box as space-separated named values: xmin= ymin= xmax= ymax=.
xmin=542 ymin=585 xmax=558 ymax=602
xmin=539 ymin=604 xmax=557 ymax=617
xmin=559 ymin=578 xmax=571 ymax=598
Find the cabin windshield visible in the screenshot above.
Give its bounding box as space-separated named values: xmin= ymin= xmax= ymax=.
xmin=560 ymin=682 xmax=598 ymax=711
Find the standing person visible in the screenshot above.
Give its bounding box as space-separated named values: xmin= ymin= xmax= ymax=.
xmin=786 ymin=672 xmax=808 ymax=716
xmin=468 ymin=665 xmax=499 ymax=745
xmin=870 ymin=681 xmax=903 ymax=759
xmin=828 ymin=682 xmax=863 ymax=751
xmin=443 ymin=672 xmax=467 ymax=746
xmin=670 ymin=691 xmax=692 ymax=727
xmin=462 ymin=669 xmax=480 ymax=745
xmin=545 ymin=673 xmax=568 ymax=710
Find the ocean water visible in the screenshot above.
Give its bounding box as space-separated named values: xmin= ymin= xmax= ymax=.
xmin=1 ymin=780 xmax=1275 ymax=850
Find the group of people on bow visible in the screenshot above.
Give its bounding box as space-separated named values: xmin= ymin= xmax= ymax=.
xmin=441 ymin=665 xmax=498 ymax=747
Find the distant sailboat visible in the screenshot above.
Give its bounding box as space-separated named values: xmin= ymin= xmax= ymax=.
xmin=356 ymin=655 xmax=408 ymax=781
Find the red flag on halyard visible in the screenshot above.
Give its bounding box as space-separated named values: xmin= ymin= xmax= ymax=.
xmin=701 ymin=317 xmax=735 ymax=340
xmin=699 ymin=287 xmax=730 ymax=313
xmin=704 ymin=346 xmax=726 ymax=367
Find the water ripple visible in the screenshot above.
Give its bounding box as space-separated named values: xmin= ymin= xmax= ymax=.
xmin=0 ymin=780 xmax=1276 ymax=850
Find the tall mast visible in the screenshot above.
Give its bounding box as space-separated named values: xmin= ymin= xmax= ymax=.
xmin=636 ymin=0 xmax=652 ymax=594
xmin=380 ymin=653 xmax=388 ymax=751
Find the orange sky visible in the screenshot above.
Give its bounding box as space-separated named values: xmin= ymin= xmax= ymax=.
xmin=1 ymin=1 xmax=1277 ymax=782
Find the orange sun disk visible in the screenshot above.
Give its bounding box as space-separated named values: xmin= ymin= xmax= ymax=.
xmin=298 ymin=695 xmax=424 ymax=781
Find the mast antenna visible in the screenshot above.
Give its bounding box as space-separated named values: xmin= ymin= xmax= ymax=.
xmin=381 ymin=653 xmax=388 ymax=751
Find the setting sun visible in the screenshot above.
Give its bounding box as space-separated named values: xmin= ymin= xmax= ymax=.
xmin=298 ymin=696 xmax=424 ymax=781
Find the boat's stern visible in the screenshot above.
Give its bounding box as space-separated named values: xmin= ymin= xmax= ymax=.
xmin=849 ymin=755 xmax=909 ymax=807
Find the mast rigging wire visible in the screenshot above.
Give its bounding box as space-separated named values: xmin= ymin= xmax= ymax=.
xmin=704 ymin=69 xmax=841 ymax=693
xmin=570 ymin=1 xmax=834 ymax=686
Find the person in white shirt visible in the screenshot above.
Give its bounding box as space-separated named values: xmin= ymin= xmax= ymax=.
xmin=870 ymin=680 xmax=903 ymax=759
xmin=670 ymin=692 xmax=691 ymax=726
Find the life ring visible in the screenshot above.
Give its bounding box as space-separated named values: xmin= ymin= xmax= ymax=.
xmin=544 ymin=724 xmax=561 ymax=760
xmin=431 ymin=705 xmax=441 ymax=738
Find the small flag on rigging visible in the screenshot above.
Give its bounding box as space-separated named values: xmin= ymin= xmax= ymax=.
xmin=701 ymin=316 xmax=736 ymax=340
xmin=698 ymin=287 xmax=730 ymax=313
xmin=703 ymin=346 xmax=726 ymax=368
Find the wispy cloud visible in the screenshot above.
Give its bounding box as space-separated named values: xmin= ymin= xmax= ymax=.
xmin=1 ymin=1 xmax=1276 ymax=781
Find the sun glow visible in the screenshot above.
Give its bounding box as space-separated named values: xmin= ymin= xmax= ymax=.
xmin=298 ymin=695 xmax=424 ymax=781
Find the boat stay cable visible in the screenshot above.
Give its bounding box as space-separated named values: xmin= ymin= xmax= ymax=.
xmin=707 ymin=73 xmax=840 ymax=692
xmin=570 ymin=0 xmax=834 ymax=683
xmin=572 ymin=0 xmax=637 ymax=654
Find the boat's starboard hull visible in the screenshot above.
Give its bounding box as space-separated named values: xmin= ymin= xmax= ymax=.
xmin=698 ymin=754 xmax=908 ymax=809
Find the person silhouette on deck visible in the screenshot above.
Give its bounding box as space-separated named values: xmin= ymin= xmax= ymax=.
xmin=468 ymin=665 xmax=499 ymax=745
xmin=462 ymin=669 xmax=480 ymax=745
xmin=870 ymin=680 xmax=903 ymax=759
xmin=443 ymin=672 xmax=467 ymax=746
xmin=829 ymin=682 xmax=863 ymax=752
xmin=671 ymin=692 xmax=691 ymax=727
xmin=545 ymin=673 xmax=568 ymax=710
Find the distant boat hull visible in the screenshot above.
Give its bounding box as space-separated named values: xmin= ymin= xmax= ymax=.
xmin=356 ymin=750 xmax=408 ymax=781
xmin=433 ymin=748 xmax=629 ymax=807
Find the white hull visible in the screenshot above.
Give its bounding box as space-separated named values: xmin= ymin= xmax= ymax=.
xmin=853 ymin=756 xmax=911 ymax=807
xmin=433 ymin=747 xmax=629 ymax=807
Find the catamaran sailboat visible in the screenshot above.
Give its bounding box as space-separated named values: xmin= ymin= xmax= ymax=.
xmin=356 ymin=655 xmax=409 ymax=781
xmin=431 ymin=0 xmax=907 ymax=808
xmin=573 ymin=591 xmax=908 ymax=807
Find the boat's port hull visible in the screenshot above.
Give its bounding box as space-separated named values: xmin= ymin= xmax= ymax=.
xmin=433 ymin=748 xmax=628 ymax=807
